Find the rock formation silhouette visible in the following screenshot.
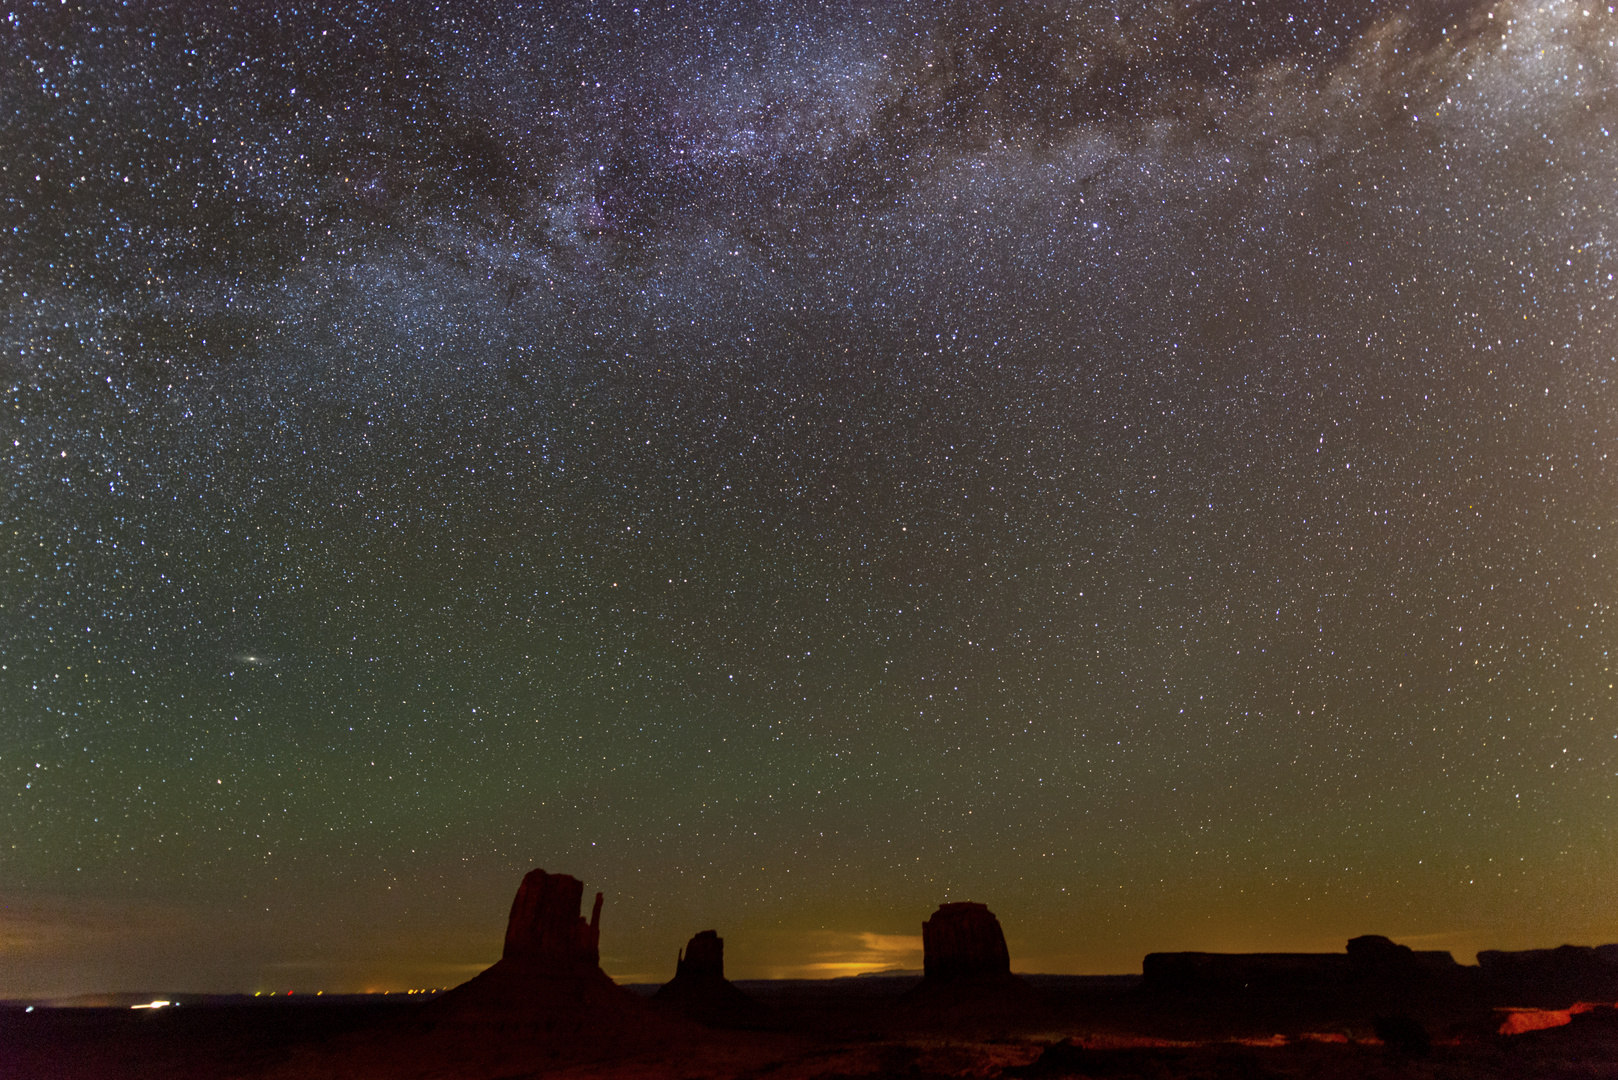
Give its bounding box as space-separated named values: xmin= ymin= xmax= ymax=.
xmin=673 ymin=930 xmax=725 ymax=980
xmin=899 ymin=901 xmax=1044 ymax=1021
xmin=922 ymin=902 xmax=1011 ymax=982
xmin=1347 ymin=934 xmax=1459 ymax=981
xmin=653 ymin=930 xmax=764 ymax=1027
xmin=257 ymin=870 xmax=706 ymax=1078
xmin=502 ymin=868 xmax=603 ymax=969
xmin=1144 ymin=935 xmax=1459 ymax=997
xmin=1478 ymin=944 xmax=1618 ymax=1001
xmin=1347 ymin=934 xmax=1420 ymax=978
xmin=427 ymin=868 xmax=646 ymax=1025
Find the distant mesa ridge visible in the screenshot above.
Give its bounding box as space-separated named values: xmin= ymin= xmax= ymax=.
xmin=1142 ymin=935 xmax=1618 ymax=1003
xmin=1479 ymin=943 xmax=1618 ymax=978
xmin=1478 ymin=943 xmax=1618 ymax=997
xmin=1144 ymin=935 xmax=1458 ymax=993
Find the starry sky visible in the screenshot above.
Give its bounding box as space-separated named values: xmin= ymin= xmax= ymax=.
xmin=3 ymin=0 xmax=1617 ymax=996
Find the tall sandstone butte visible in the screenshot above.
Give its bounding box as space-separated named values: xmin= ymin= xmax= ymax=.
xmin=654 ymin=930 xmax=763 ymax=1026
xmin=672 ymin=930 xmax=726 ymax=980
xmin=903 ymin=900 xmax=1044 ymax=1021
xmin=429 ymin=868 xmax=647 ymax=1025
xmin=922 ymin=902 xmax=1011 ymax=983
xmin=503 ymin=867 xmax=603 ymax=969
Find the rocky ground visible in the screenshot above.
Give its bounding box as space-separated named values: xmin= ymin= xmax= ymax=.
xmin=5 ymin=976 xmax=1618 ymax=1080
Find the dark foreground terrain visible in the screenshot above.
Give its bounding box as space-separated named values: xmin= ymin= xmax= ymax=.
xmin=6 ymin=975 xmax=1617 ymax=1080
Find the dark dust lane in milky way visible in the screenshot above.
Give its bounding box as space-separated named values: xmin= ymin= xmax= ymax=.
xmin=3 ymin=0 xmax=1615 ymax=996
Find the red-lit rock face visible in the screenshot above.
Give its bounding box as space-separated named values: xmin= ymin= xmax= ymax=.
xmin=921 ymin=902 xmax=1011 ymax=983
xmin=502 ymin=868 xmax=603 ymax=968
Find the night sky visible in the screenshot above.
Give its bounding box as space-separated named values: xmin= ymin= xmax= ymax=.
xmin=4 ymin=0 xmax=1617 ymax=997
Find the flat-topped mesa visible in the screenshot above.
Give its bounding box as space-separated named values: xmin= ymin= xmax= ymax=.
xmin=1478 ymin=943 xmax=1618 ymax=997
xmin=922 ymin=902 xmax=1011 ymax=983
xmin=502 ymin=868 xmax=602 ymax=969
xmin=1144 ymin=935 xmax=1460 ymax=994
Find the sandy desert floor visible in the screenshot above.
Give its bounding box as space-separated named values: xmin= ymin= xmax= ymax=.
xmin=5 ymin=976 xmax=1618 ymax=1080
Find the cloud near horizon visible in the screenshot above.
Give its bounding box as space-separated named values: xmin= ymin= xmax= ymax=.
xmin=744 ymin=930 xmax=925 ymax=981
